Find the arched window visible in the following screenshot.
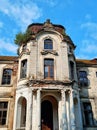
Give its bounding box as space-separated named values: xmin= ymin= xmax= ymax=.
xmin=44 ymin=39 xmax=53 ymax=50
xmin=16 ymin=97 xmax=27 ymax=128
xmin=44 ymin=59 xmax=54 ymax=79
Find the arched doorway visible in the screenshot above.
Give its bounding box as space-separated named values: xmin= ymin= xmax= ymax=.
xmin=41 ymin=100 xmax=53 ymax=130
xmin=41 ymin=95 xmax=58 ymax=130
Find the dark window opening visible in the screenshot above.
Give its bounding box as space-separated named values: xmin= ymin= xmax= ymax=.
xmin=96 ymin=72 xmax=97 ymax=77
xmin=0 ymin=102 xmax=8 ymax=125
xmin=83 ymin=102 xmax=94 ymax=126
xmin=44 ymin=59 xmax=54 ymax=79
xmin=20 ymin=59 xmax=27 ymax=78
xmin=70 ymin=61 xmax=74 ymax=80
xmin=69 ymin=46 xmax=72 ymax=53
xmin=44 ymin=39 xmax=53 ymax=50
xmin=22 ymin=44 xmax=27 ymax=51
xmin=78 ymin=71 xmax=88 ymax=86
xmin=2 ymin=69 xmax=12 ymax=85
xmin=21 ymin=98 xmax=26 ymax=127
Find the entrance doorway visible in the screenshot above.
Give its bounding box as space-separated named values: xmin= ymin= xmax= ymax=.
xmin=41 ymin=100 xmax=53 ymax=130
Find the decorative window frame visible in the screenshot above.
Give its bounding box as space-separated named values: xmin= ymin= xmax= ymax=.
xmin=1 ymin=66 xmax=13 ymax=86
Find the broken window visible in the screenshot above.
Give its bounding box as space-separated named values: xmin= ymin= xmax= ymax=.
xmin=82 ymin=102 xmax=94 ymax=126
xmin=0 ymin=102 xmax=8 ymax=125
xmin=44 ymin=59 xmax=54 ymax=79
xmin=44 ymin=39 xmax=53 ymax=50
xmin=2 ymin=69 xmax=12 ymax=85
xmin=20 ymin=59 xmax=27 ymax=78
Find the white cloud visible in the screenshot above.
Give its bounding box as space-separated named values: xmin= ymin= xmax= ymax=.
xmin=80 ymin=21 xmax=97 ymax=53
xmin=41 ymin=0 xmax=57 ymax=6
xmin=76 ymin=21 xmax=97 ymax=59
xmin=76 ymin=54 xmax=90 ymax=59
xmin=81 ymin=40 xmax=97 ymax=53
xmin=81 ymin=22 xmax=97 ymax=40
xmin=0 ymin=38 xmax=17 ymax=55
xmin=76 ymin=39 xmax=97 ymax=59
xmin=34 ymin=0 xmax=58 ymax=7
xmin=0 ymin=0 xmax=42 ymax=31
xmin=81 ymin=22 xmax=97 ymax=31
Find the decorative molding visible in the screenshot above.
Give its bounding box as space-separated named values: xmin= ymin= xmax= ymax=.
xmin=27 ymin=79 xmax=74 ymax=87
xmin=43 ymin=19 xmax=54 ymax=29
xmin=19 ymin=49 xmax=30 ymax=58
xmin=41 ymin=50 xmax=58 ymax=56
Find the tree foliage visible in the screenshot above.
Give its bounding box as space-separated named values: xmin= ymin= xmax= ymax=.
xmin=14 ymin=30 xmax=33 ymax=46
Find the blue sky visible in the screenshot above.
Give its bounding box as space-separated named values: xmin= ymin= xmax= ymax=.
xmin=0 ymin=0 xmax=97 ymax=59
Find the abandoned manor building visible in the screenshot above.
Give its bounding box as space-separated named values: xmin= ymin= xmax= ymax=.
xmin=0 ymin=19 xmax=97 ymax=130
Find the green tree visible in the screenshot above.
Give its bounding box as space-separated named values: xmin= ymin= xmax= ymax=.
xmin=14 ymin=30 xmax=33 ymax=46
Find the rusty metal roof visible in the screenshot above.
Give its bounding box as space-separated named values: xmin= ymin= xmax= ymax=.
xmin=76 ymin=58 xmax=97 ymax=65
xmin=0 ymin=56 xmax=18 ymax=61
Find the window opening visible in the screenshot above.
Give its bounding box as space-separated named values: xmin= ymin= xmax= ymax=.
xmin=22 ymin=44 xmax=27 ymax=51
xmin=44 ymin=59 xmax=54 ymax=79
xmin=2 ymin=69 xmax=12 ymax=85
xmin=79 ymin=71 xmax=88 ymax=86
xmin=70 ymin=61 xmax=74 ymax=80
xmin=83 ymin=102 xmax=94 ymax=126
xmin=96 ymin=72 xmax=97 ymax=77
xmin=44 ymin=39 xmax=53 ymax=50
xmin=20 ymin=60 xmax=27 ymax=78
xmin=0 ymin=102 xmax=8 ymax=125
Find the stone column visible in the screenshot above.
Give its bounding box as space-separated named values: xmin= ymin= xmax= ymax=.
xmin=69 ymin=90 xmax=76 ymax=130
xmin=13 ymin=98 xmax=18 ymax=130
xmin=77 ymin=93 xmax=83 ymax=130
xmin=26 ymin=89 xmax=33 ymax=130
xmin=61 ymin=89 xmax=68 ymax=130
xmin=37 ymin=89 xmax=41 ymax=130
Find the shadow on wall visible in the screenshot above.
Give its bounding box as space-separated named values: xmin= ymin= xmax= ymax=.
xmin=77 ymin=67 xmax=97 ymax=130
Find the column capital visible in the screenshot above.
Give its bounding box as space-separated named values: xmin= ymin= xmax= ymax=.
xmin=65 ymin=89 xmax=71 ymax=94
xmin=61 ymin=89 xmax=65 ymax=94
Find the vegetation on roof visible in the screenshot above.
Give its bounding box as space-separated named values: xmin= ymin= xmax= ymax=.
xmin=14 ymin=30 xmax=33 ymax=46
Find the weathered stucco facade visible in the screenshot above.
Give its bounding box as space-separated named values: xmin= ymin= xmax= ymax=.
xmin=0 ymin=20 xmax=97 ymax=130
